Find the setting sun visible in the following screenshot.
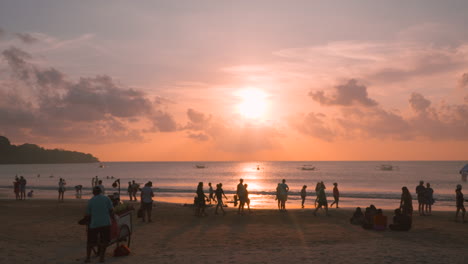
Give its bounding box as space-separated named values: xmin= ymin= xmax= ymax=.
xmin=236 ymin=89 xmax=268 ymax=119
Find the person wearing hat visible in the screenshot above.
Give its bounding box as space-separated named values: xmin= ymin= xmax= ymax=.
xmin=455 ymin=184 xmax=466 ymax=222
xmin=85 ymin=186 xmax=114 ymax=263
xmin=140 ymin=181 xmax=154 ymax=222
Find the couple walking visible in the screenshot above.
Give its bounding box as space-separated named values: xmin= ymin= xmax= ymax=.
xmin=236 ymin=179 xmax=251 ymax=215
xmin=276 ymin=179 xmax=289 ymax=211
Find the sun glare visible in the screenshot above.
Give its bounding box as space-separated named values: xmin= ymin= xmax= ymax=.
xmin=236 ymin=88 xmax=268 ymax=119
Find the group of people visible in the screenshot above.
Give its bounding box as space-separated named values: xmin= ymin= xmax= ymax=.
xmin=127 ymin=180 xmax=140 ymax=201
xmin=13 ymin=175 xmax=27 ymax=200
xmin=415 ymin=181 xmax=435 ymax=216
xmin=350 ymin=205 xmax=411 ymax=231
xmin=195 ymin=181 xmax=229 ymax=216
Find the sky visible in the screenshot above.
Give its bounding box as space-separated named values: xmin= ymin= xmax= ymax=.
xmin=0 ymin=0 xmax=467 ymax=161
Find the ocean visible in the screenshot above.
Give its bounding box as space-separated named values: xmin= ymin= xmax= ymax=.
xmin=1 ymin=161 xmax=466 ymax=211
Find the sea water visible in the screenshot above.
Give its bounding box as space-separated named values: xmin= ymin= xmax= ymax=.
xmin=0 ymin=161 xmax=466 ymax=211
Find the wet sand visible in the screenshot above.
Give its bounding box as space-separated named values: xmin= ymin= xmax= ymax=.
xmin=0 ymin=199 xmax=467 ymax=264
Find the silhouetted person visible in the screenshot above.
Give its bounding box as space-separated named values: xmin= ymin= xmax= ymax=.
xmin=415 ymin=181 xmax=426 ymax=216
xmin=425 ymin=182 xmax=434 ymax=215
xmin=350 ymin=207 xmax=365 ymax=225
xmin=27 ymin=190 xmax=34 ymax=198
xmin=244 ymin=183 xmax=251 ymax=213
xmin=275 ymin=183 xmax=281 ymax=209
xmin=97 ymin=180 xmax=105 ymax=195
xmin=400 ymin=186 xmax=413 ymax=217
xmin=373 ymin=209 xmax=387 ymax=231
xmin=75 ymin=185 xmax=83 ymax=199
xmin=455 ymin=184 xmax=466 ymax=222
xmin=313 ymin=182 xmax=328 ymax=216
xmin=58 ymin=178 xmax=66 ymax=202
xmin=13 ymin=176 xmax=20 ymax=200
xmin=330 ymin=182 xmax=340 ymax=208
xmin=19 ymin=176 xmax=26 ymax=200
xmin=127 ymin=181 xmax=133 ymax=201
xmin=84 ymin=186 xmax=113 ymax=263
xmin=300 ymin=185 xmax=307 ymax=208
xmin=277 ymin=179 xmax=289 ymax=211
xmin=389 ymin=208 xmax=411 ymax=231
xmin=314 ymin=182 xmax=321 ymax=208
xmin=215 ymin=183 xmax=228 ymax=215
xmin=131 ymin=180 xmax=139 ymax=201
xmin=140 ymin=181 xmax=154 ymax=222
xmin=208 ymin=182 xmax=215 ymax=204
xmin=196 ymin=182 xmax=208 ymax=216
xmin=236 ymin=179 xmax=246 ymax=215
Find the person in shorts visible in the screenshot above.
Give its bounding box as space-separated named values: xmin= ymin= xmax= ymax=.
xmin=215 ymin=183 xmax=228 ymax=215
xmin=455 ymin=184 xmax=466 ymax=222
xmin=140 ymin=181 xmax=155 ymax=222
xmin=85 ymin=186 xmax=113 ymax=263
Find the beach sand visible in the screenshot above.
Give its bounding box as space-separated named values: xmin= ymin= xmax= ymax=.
xmin=0 ymin=199 xmax=467 ymax=264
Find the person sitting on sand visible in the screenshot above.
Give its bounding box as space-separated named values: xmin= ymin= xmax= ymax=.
xmin=313 ymin=182 xmax=329 ymax=216
xmin=196 ymin=182 xmax=208 ymax=216
xmin=373 ymin=209 xmax=387 ymax=231
xmin=425 ymin=182 xmax=434 ymax=215
xmin=350 ymin=207 xmax=365 ymax=225
xmin=236 ymin=179 xmax=247 ymax=215
xmin=389 ymin=208 xmax=411 ymax=231
xmin=300 ymin=185 xmax=307 ymax=209
xmin=140 ymin=181 xmax=154 ymax=222
xmin=362 ymin=206 xmax=377 ymax=229
xmin=27 ymin=190 xmax=33 ymax=198
xmin=400 ymin=186 xmax=413 ymax=217
xmin=455 ymin=184 xmax=466 ymax=222
xmin=84 ymin=186 xmax=114 ymax=263
xmin=330 ymin=182 xmax=340 ymax=208
xmin=215 ymin=183 xmax=228 ymax=215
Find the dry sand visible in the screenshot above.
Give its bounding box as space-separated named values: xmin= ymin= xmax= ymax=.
xmin=0 ymin=199 xmax=467 ymax=264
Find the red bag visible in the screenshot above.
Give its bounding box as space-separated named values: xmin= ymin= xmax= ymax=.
xmin=114 ymin=245 xmax=131 ymax=257
xmin=110 ymin=218 xmax=119 ymax=240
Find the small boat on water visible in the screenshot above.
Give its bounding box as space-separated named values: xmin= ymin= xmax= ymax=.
xmin=301 ymin=165 xmax=316 ymax=171
xmin=195 ymin=164 xmax=206 ymax=169
xmin=379 ymin=164 xmax=393 ymax=171
xmin=99 ymin=163 xmax=105 ymax=168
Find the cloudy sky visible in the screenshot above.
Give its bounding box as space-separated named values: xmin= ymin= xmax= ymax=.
xmin=0 ymin=0 xmax=467 ymax=161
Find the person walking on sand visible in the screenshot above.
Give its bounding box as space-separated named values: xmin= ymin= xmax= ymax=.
xmin=300 ymin=185 xmax=307 ymax=208
xmin=84 ymin=186 xmax=113 ymax=263
xmin=236 ymin=179 xmax=247 ymax=215
xmin=313 ymin=182 xmax=329 ymax=216
xmin=275 ymin=183 xmax=281 ymax=209
xmin=140 ymin=181 xmax=154 ymax=222
xmin=314 ymin=182 xmax=321 ymax=208
xmin=131 ymin=180 xmax=139 ymax=201
xmin=455 ymin=184 xmax=466 ymax=222
xmin=58 ymin=178 xmax=66 ymax=202
xmin=215 ymin=183 xmax=228 ymax=215
xmin=400 ymin=186 xmax=413 ymax=217
xmin=416 ymin=181 xmax=426 ymax=216
xmin=425 ymin=182 xmax=434 ymax=215
xmin=330 ymin=182 xmax=340 ymax=208
xmin=208 ymin=182 xmax=215 ymax=204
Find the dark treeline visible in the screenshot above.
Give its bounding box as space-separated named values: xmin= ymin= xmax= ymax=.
xmin=0 ymin=136 xmax=99 ymax=164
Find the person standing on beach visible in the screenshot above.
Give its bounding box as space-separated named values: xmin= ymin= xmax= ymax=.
xmin=13 ymin=176 xmax=20 ymax=200
xmin=313 ymin=182 xmax=329 ymax=216
xmin=425 ymin=183 xmax=434 ymax=215
xmin=131 ymin=180 xmax=139 ymax=201
xmin=455 ymin=184 xmax=466 ymax=222
xmin=400 ymin=186 xmax=413 ymax=217
xmin=330 ymin=182 xmax=340 ymax=208
xmin=140 ymin=181 xmax=154 ymax=222
xmin=415 ymin=181 xmax=426 ymax=216
xmin=215 ymin=183 xmax=228 ymax=215
xmin=278 ymin=179 xmax=289 ymax=211
xmin=236 ymin=179 xmax=247 ymax=215
xmin=84 ymin=186 xmax=113 ymax=263
xmin=196 ymin=182 xmax=208 ymax=216
xmin=19 ymin=176 xmax=27 ymax=200
xmin=92 ymin=176 xmax=98 ymax=188
xmin=275 ymin=183 xmax=281 ymax=209
xmin=97 ymin=180 xmax=105 ymax=195
xmin=244 ymin=183 xmax=251 ymax=213
xmin=58 ymin=178 xmax=66 ymax=202
xmin=127 ymin=181 xmax=133 ymax=201
xmin=314 ymin=182 xmax=321 ymax=208
xmin=300 ymin=185 xmax=307 ymax=208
